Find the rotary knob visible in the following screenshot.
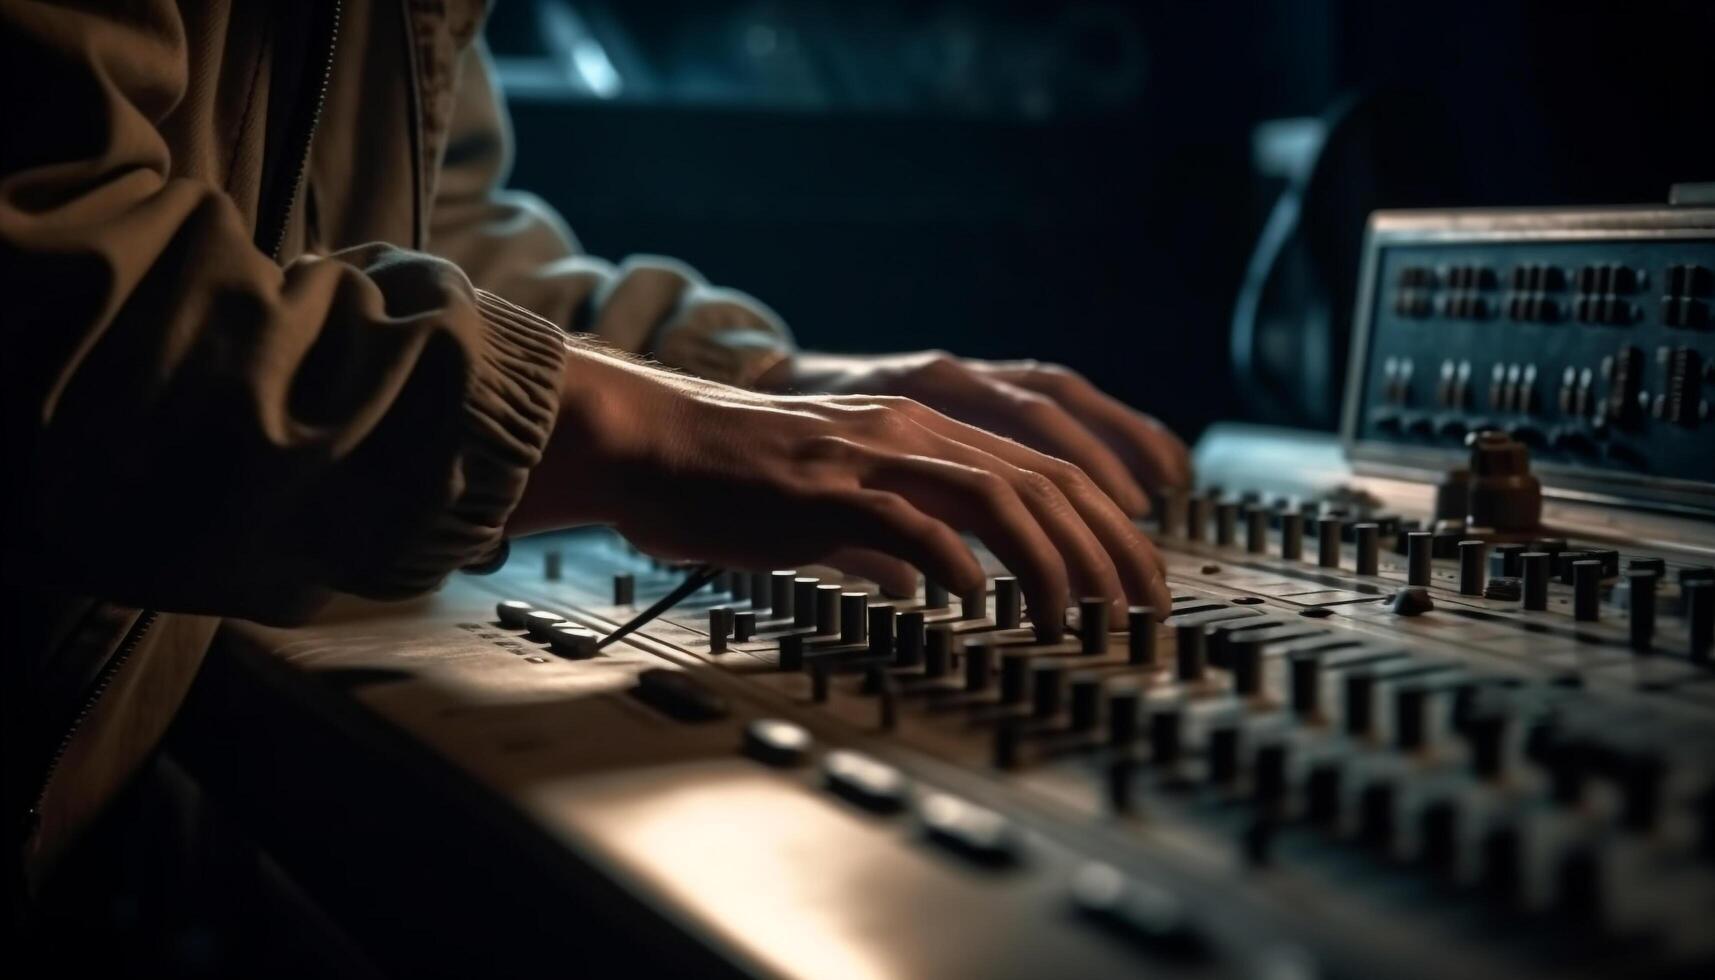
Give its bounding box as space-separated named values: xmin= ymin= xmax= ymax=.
xmin=1463 ymin=430 xmax=1542 ymax=533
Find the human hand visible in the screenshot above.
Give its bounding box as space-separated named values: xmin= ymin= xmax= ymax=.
xmin=758 ymin=351 xmax=1191 ymax=519
xmin=509 ymin=345 xmax=1172 ymax=630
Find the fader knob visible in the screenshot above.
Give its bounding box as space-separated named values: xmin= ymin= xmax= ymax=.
xmin=1000 ymin=651 xmax=1031 ymax=705
xmin=770 ymin=571 xmax=796 ymax=619
xmin=1127 ymin=607 xmax=1158 ymax=665
xmin=1280 ymin=512 xmax=1304 ymax=561
xmin=1187 ymin=494 xmax=1211 ymax=543
xmin=733 ymin=610 xmax=757 ymax=642
xmin=816 ymin=583 xmax=842 ymax=636
xmin=1150 ymin=706 xmax=1183 ymax=765
xmin=1032 ymin=662 xmax=1066 ymax=718
xmin=896 ymin=611 xmax=926 ymax=667
xmin=1175 ymin=624 xmax=1206 ymax=681
xmin=708 ymin=607 xmax=732 ymax=652
xmin=995 ymin=576 xmax=1022 ymax=629
xmin=925 ymin=624 xmax=954 ymax=678
xmin=1354 ymin=523 xmax=1380 ymax=575
xmin=1070 ymin=672 xmax=1102 ymax=731
xmin=1289 ymin=655 xmax=1320 ymax=718
xmin=1228 ymin=639 xmax=1264 ymax=697
xmin=1687 ymin=581 xmax=1714 ymax=661
xmin=613 ymin=574 xmax=636 ymax=606
xmin=1407 ymin=532 xmax=1433 ymax=587
xmin=1459 ymin=540 xmax=1487 ymax=596
xmin=1107 ymin=682 xmax=1141 ymax=748
xmin=868 ymin=605 xmax=897 ymax=659
xmin=794 ymin=577 xmax=820 ymax=629
xmin=1318 ymin=518 xmax=1343 ymax=568
xmin=965 ymin=642 xmax=995 ymax=692
xmin=749 ymin=572 xmax=772 ymax=612
xmin=1521 ymin=552 xmax=1551 ymax=611
xmin=1395 ymin=686 xmax=1430 ymax=751
xmin=1627 ymin=570 xmax=1658 ymax=652
xmin=1246 ymin=507 xmax=1269 ymax=554
xmin=842 ymin=592 xmax=870 ymax=645
xmin=1080 ymin=597 xmax=1110 ymax=654
xmin=1572 ymin=560 xmax=1601 ymax=622
xmin=962 ymin=589 xmax=988 ymax=621
xmin=1216 ymin=502 xmax=1239 ymax=547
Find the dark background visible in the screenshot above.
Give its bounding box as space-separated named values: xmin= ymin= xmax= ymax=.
xmin=487 ymin=0 xmax=1715 ymax=440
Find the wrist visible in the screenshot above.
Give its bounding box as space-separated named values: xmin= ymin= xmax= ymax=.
xmin=509 ymin=347 xmax=669 ymax=534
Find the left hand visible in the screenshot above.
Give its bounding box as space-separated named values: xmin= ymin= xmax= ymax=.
xmin=758 ymin=351 xmax=1191 ymax=519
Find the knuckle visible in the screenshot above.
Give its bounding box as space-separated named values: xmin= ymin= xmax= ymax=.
xmin=1019 ymin=468 xmax=1062 ymax=503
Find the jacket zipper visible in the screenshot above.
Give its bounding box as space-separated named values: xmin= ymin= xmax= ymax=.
xmin=21 ymin=1 xmax=343 ymax=858
xmin=263 ymin=0 xmax=342 ymax=260
xmin=22 ymin=611 xmax=158 ymax=849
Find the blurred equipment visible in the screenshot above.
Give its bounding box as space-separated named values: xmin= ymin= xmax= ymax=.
xmin=171 ymin=190 xmax=1715 ymax=977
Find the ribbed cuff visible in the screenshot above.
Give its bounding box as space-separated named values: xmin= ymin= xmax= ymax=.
xmin=381 ymin=290 xmax=567 ymax=591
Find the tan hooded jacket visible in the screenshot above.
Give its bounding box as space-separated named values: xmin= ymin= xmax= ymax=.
xmin=0 ymin=0 xmax=792 ymax=903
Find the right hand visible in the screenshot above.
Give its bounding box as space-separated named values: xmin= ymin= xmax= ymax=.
xmin=509 ymin=344 xmax=1172 ymax=629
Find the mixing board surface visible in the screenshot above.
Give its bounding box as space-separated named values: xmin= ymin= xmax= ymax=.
xmin=183 ymin=199 xmax=1715 ymax=978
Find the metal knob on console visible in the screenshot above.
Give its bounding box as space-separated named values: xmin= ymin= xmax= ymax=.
xmin=868 ymin=604 xmax=897 ymax=659
xmin=1627 ymin=570 xmax=1658 ymax=652
xmin=896 ymin=610 xmax=926 ymax=667
xmin=1688 ymin=581 xmax=1714 ymax=661
xmin=1407 ymin=532 xmax=1432 ymax=587
xmin=841 ymin=592 xmax=869 ymax=645
xmin=1079 ymin=597 xmax=1109 ymax=654
xmin=994 ymin=576 xmax=1021 ymax=629
xmin=770 ymin=570 xmax=796 ymax=619
xmin=1127 ymin=607 xmax=1157 ymax=665
xmin=965 ymin=642 xmax=995 ymax=692
xmin=749 ymin=571 xmax=772 ymax=611
xmin=1187 ymin=494 xmax=1211 ymax=543
xmin=1318 ymin=517 xmax=1343 ymax=568
xmin=1216 ymin=502 xmax=1239 ymax=547
xmin=1175 ymin=624 xmax=1206 ymax=681
xmin=794 ymin=576 xmax=819 ymax=629
xmin=1280 ymin=512 xmax=1304 ymax=561
xmin=1521 ymin=552 xmax=1550 ymax=611
xmin=1572 ymin=560 xmax=1601 ymax=622
xmin=816 ymin=583 xmax=842 ymax=636
xmin=1247 ymin=507 xmax=1270 ymax=554
xmin=1354 ymin=523 xmax=1379 ymax=575
xmin=1459 ymin=540 xmax=1487 ymax=596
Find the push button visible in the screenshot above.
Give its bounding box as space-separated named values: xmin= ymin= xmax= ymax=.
xmin=742 ymin=718 xmax=812 ymax=767
xmin=919 ymin=792 xmax=1018 ymax=866
xmin=1071 ymin=862 xmax=1204 ymax=957
xmin=823 ymin=750 xmax=908 ymax=813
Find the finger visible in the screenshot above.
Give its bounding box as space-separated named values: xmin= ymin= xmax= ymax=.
xmin=856 ymin=454 xmax=1071 ymax=631
xmin=907 ymin=366 xmax=1151 ymax=517
xmin=995 ymin=368 xmax=1192 ymax=490
xmin=833 ymin=490 xmax=988 ymax=600
xmin=822 ymin=547 xmax=921 ymax=598
xmin=894 ymin=404 xmax=1171 ymax=613
xmin=911 ymin=433 xmax=1126 ymax=610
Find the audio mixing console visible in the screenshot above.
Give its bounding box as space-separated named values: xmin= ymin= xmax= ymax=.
xmin=177 ymin=199 xmax=1715 ymax=978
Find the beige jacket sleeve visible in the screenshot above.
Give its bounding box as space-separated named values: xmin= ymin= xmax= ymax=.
xmin=427 ymin=39 xmax=794 ymax=387
xmin=1 ymin=1 xmax=568 ymax=625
